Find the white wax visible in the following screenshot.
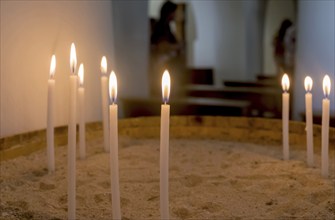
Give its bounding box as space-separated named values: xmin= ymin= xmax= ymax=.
xmin=78 ymin=87 xmax=86 ymax=160
xmin=109 ymin=104 xmax=121 ymax=219
xmin=101 ymin=76 xmax=110 ymax=152
xmin=321 ymin=98 xmax=330 ymax=178
xmin=68 ymin=75 xmax=77 ymax=220
xmin=282 ymin=93 xmax=289 ymax=160
xmin=305 ymin=93 xmax=314 ymax=167
xmin=160 ymin=104 xmax=170 ymax=219
xmin=47 ymin=79 xmax=55 ymax=173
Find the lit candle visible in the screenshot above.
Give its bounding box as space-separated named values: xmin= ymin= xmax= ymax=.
xmin=281 ymin=74 xmax=290 ymax=160
xmin=304 ymin=76 xmax=314 ymax=167
xmin=109 ymin=71 xmax=121 ymax=219
xmin=160 ymin=70 xmax=170 ymax=219
xmin=321 ymin=75 xmax=331 ymax=178
xmin=101 ymin=56 xmax=110 ymax=152
xmin=47 ymin=55 xmax=56 ymax=173
xmin=68 ymin=42 xmax=77 ymax=220
xmin=78 ymin=64 xmax=86 ymax=160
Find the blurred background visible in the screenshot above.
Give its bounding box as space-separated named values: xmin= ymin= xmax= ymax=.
xmin=0 ymin=0 xmax=334 ymax=138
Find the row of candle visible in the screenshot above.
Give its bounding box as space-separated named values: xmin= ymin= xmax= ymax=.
xmin=46 ymin=43 xmax=332 ymax=219
xmin=46 ymin=43 xmax=171 ymax=219
xmin=281 ymin=73 xmax=331 ymax=178
xmin=47 ymin=52 xmax=112 ymax=171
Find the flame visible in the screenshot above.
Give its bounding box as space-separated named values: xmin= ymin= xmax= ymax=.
xmin=78 ymin=63 xmax=84 ymax=87
xmin=281 ymin=74 xmax=290 ymax=92
xmin=49 ymin=55 xmax=56 ymax=78
xmin=109 ymin=71 xmax=117 ymax=104
xmin=304 ymin=76 xmax=313 ymax=92
xmin=101 ymin=56 xmax=107 ymax=75
xmin=162 ymin=70 xmax=171 ymax=104
xmin=70 ymin=43 xmax=77 ymax=74
xmin=323 ymin=75 xmax=331 ymax=97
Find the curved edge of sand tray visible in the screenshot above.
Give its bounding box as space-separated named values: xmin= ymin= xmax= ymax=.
xmin=1 ymin=116 xmax=334 ymax=161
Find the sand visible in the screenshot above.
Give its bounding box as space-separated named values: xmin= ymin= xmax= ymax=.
xmin=0 ymin=137 xmax=334 ymax=220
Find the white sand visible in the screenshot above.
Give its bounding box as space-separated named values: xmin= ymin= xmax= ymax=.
xmin=0 ymin=137 xmax=334 ymax=219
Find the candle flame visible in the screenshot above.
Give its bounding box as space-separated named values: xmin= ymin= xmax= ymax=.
xmin=162 ymin=70 xmax=171 ymax=104
xmin=304 ymin=76 xmax=313 ymax=92
xmin=70 ymin=43 xmax=77 ymax=74
xmin=101 ymin=56 xmax=107 ymax=75
xmin=78 ymin=63 xmax=84 ymax=87
xmin=323 ymin=74 xmax=331 ymax=97
xmin=49 ymin=55 xmax=56 ymax=78
xmin=109 ymin=71 xmax=117 ymax=104
xmin=281 ymin=74 xmax=290 ymax=92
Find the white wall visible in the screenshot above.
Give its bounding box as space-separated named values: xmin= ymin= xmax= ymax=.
xmin=112 ymin=1 xmax=149 ymax=110
xmin=0 ymin=1 xmax=149 ymax=137
xmin=263 ymin=0 xmax=295 ymax=75
xmin=212 ymin=1 xmax=246 ymax=84
xmin=243 ymin=1 xmax=265 ymax=80
xmin=190 ymin=1 xmax=217 ymax=73
xmin=149 ymin=0 xmax=164 ymax=19
xmin=293 ymin=0 xmax=335 ymax=120
xmin=189 ymin=0 xmax=247 ymax=84
xmin=1 ymin=1 xmax=114 ymax=137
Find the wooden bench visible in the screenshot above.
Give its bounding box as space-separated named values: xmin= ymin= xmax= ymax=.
xmin=185 ymin=84 xmax=281 ymax=118
xmin=121 ymin=97 xmax=250 ymax=118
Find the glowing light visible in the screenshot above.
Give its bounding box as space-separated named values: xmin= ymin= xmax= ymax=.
xmin=78 ymin=63 xmax=84 ymax=87
xmin=70 ymin=43 xmax=77 ymax=74
xmin=101 ymin=56 xmax=107 ymax=75
xmin=162 ymin=70 xmax=171 ymax=104
xmin=304 ymin=76 xmax=313 ymax=92
xmin=281 ymin=74 xmax=290 ymax=92
xmin=323 ymin=75 xmax=331 ymax=98
xmin=109 ymin=71 xmax=117 ymax=104
xmin=50 ymin=55 xmax=56 ymax=78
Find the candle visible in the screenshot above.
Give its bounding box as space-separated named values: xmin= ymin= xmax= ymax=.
xmin=109 ymin=71 xmax=121 ymax=219
xmin=47 ymin=55 xmax=56 ymax=173
xmin=101 ymin=56 xmax=110 ymax=152
xmin=160 ymin=70 xmax=170 ymax=219
xmin=321 ymin=75 xmax=331 ymax=178
xmin=304 ymin=76 xmax=314 ymax=167
xmin=281 ymin=74 xmax=290 ymax=160
xmin=78 ymin=64 xmax=86 ymax=160
xmin=68 ymin=43 xmax=77 ymax=220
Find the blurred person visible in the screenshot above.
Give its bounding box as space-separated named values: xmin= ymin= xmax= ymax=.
xmin=150 ymin=0 xmax=185 ymax=98
xmin=284 ymin=24 xmax=296 ymax=77
xmin=151 ymin=0 xmax=178 ymax=46
xmin=273 ymin=19 xmax=295 ymax=78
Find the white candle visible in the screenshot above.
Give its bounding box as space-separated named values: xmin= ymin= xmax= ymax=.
xmin=304 ymin=76 xmax=314 ymax=167
xmin=282 ymin=74 xmax=290 ymax=160
xmin=321 ymin=75 xmax=331 ymax=178
xmin=78 ymin=64 xmax=86 ymax=160
xmin=160 ymin=70 xmax=170 ymax=219
xmin=47 ymin=55 xmax=56 ymax=173
xmin=109 ymin=71 xmax=121 ymax=219
xmin=101 ymin=56 xmax=110 ymax=152
xmin=68 ymin=43 xmax=77 ymax=220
